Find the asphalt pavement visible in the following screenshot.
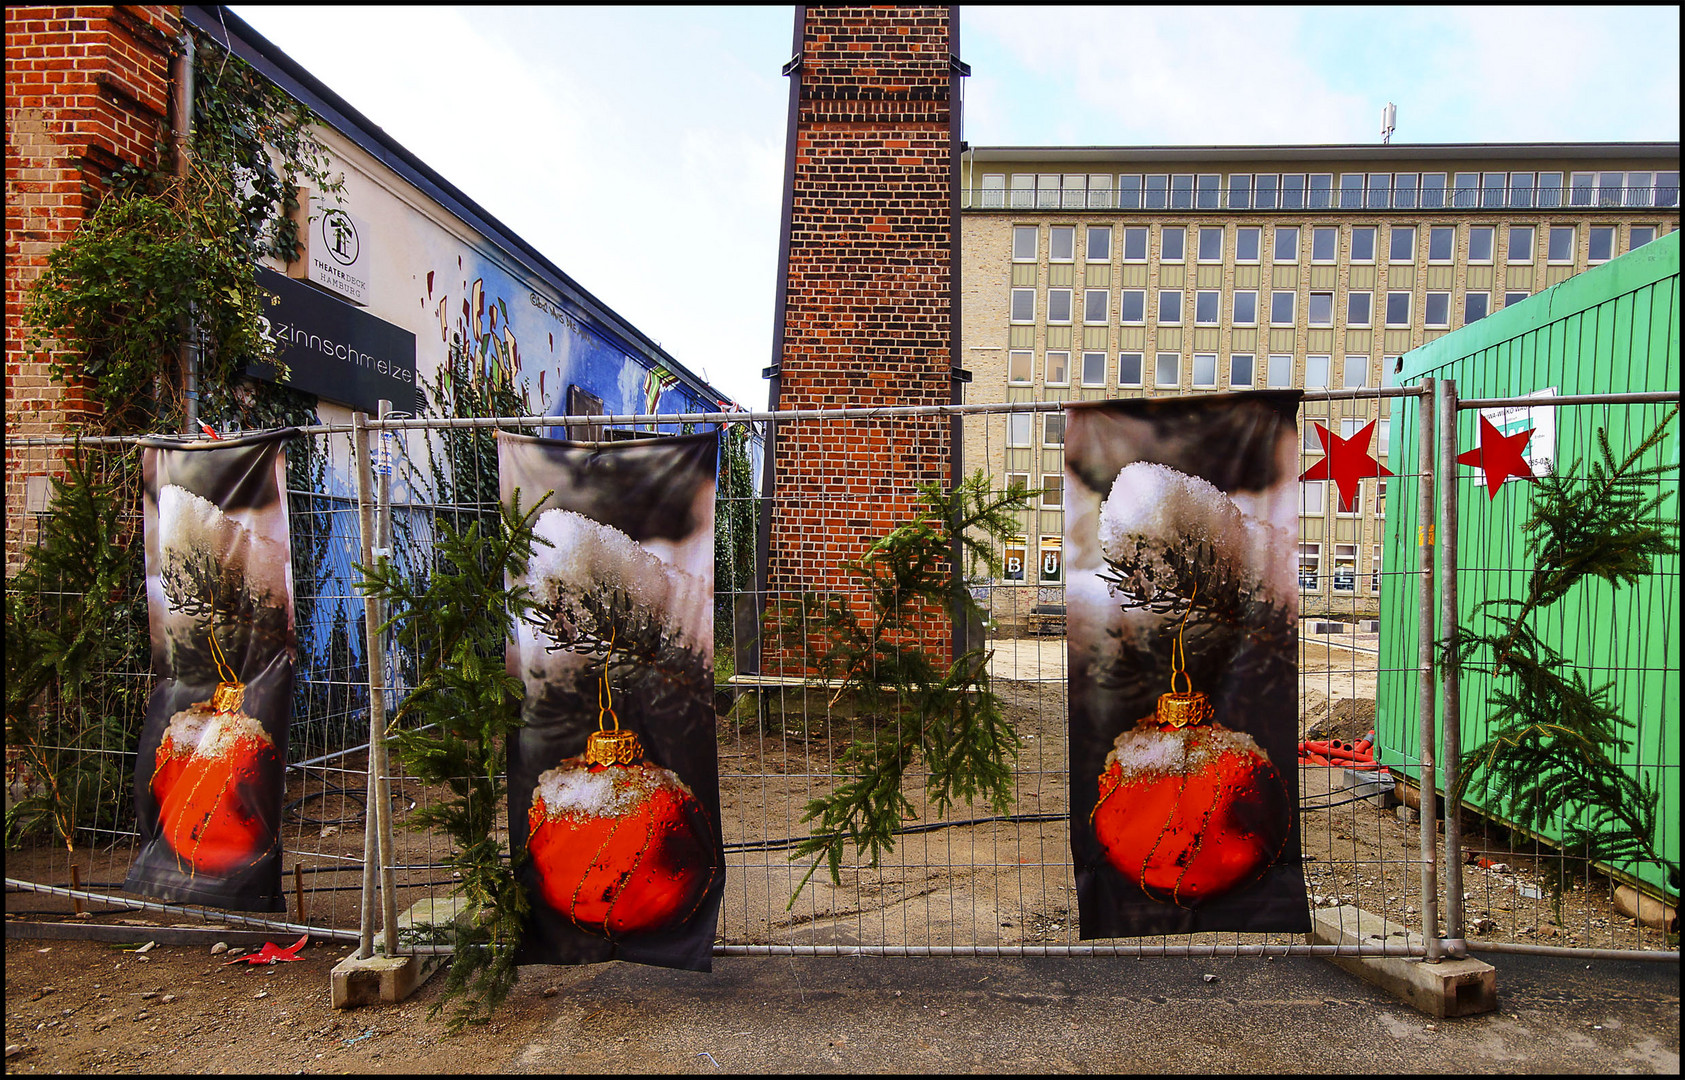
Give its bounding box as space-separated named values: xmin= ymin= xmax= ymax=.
xmin=507 ymin=950 xmax=1679 ymax=1073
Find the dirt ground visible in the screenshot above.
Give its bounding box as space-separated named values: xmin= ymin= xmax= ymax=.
xmin=4 ymin=629 xmax=1674 ymax=1073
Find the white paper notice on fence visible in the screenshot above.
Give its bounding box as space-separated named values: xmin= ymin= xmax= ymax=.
xmin=1480 ymin=386 xmax=1557 ymax=478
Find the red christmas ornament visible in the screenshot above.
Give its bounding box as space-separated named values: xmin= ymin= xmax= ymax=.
xmin=1299 ymin=421 xmax=1394 ymax=513
xmin=527 ymin=727 xmax=715 ymax=938
xmin=153 ymin=681 xmax=278 ymax=877
xmin=1092 ymin=688 xmax=1293 ymax=906
xmin=1456 ymin=415 xmax=1536 ymax=499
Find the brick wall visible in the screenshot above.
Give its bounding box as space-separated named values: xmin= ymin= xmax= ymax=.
xmin=761 ymin=5 xmax=961 ymax=675
xmin=4 ymin=5 xmax=179 ymax=570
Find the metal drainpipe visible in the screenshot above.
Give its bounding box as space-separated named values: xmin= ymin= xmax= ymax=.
xmin=172 ymin=30 xmax=198 ymax=434
xmin=1415 ymin=376 xmax=1443 ymax=962
xmin=1437 ymin=378 xmax=1467 ymax=957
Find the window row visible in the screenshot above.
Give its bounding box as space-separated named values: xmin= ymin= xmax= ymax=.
xmin=1009 ymin=285 xmax=1525 ymax=328
xmin=1298 ymin=543 xmax=1385 ymax=593
xmin=1001 ymin=352 xmax=1398 ymax=393
xmin=1012 ymin=223 xmax=1663 ymax=266
xmin=979 ymin=169 xmax=1681 ymax=212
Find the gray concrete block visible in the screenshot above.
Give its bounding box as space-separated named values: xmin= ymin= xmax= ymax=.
xmin=1308 ymin=904 xmax=1496 ymax=1019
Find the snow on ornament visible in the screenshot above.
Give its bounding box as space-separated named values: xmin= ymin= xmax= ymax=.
xmin=152 ymin=677 xmax=278 ymax=878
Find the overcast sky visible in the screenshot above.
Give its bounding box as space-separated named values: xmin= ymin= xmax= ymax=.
xmin=230 ymin=5 xmax=1680 ymax=410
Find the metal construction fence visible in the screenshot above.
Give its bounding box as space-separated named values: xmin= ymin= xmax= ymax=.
xmin=5 ymin=389 xmax=1678 ymax=965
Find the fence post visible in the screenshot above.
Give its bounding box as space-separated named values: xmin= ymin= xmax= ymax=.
xmin=352 ymin=411 xmax=379 ymax=959
xmin=1437 ymin=379 xmax=1467 ymax=957
xmin=1415 ymin=376 xmax=1443 ymax=962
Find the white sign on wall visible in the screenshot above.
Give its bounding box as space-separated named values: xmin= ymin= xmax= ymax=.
xmin=304 ymin=201 xmax=370 ymax=306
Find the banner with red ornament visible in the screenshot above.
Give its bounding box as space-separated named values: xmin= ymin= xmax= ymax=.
xmin=125 ymin=430 xmax=300 ymax=912
xmin=1063 ymin=394 xmax=1311 ymax=937
xmin=500 ymin=429 xmax=723 ymax=972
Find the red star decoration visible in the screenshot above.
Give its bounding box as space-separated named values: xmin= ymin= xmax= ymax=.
xmin=1457 ymin=415 xmax=1536 ymax=499
xmin=223 ymin=933 xmax=309 ymax=966
xmin=1299 ymin=421 xmax=1394 ymax=512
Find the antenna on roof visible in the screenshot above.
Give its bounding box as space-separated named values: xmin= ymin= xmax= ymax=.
xmin=1381 ymin=102 xmax=1397 ymax=145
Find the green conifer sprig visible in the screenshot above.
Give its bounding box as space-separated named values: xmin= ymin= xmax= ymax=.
xmin=1447 ymin=406 xmax=1679 ymax=906
xmin=777 ymin=472 xmax=1030 ymax=901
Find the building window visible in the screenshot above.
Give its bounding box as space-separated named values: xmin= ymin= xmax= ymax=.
xmin=1342 ymin=354 xmax=1368 ymax=389
xmin=1044 ymin=350 xmax=1070 ymax=386
xmin=1192 ymin=353 xmax=1218 ymax=388
xmin=1144 ymin=174 xmax=1169 ymax=210
xmin=1308 ymin=291 xmax=1334 ymax=327
xmin=1588 ymin=225 xmax=1615 ymax=262
xmin=1385 ymin=291 xmax=1412 ymax=326
xmin=1468 ymin=226 xmax=1494 ymax=264
xmin=1421 ymin=172 xmax=1447 ymax=209
xmin=1230 ymin=353 xmax=1255 ymax=388
xmin=1010 ymin=174 xmax=1034 ymax=209
xmin=1043 ymin=412 xmax=1065 ymax=447
xmin=1197 ymin=173 xmax=1222 ymax=210
xmin=1538 ymin=171 xmax=1564 ymax=208
xmin=1084 ymin=289 xmax=1109 ymax=325
xmin=1274 ymin=225 xmax=1300 ymax=262
xmin=1347 ymin=291 xmax=1372 ymax=327
xmin=1393 ymin=172 xmax=1418 ymax=209
xmin=1081 ymin=351 xmax=1107 ymax=387
xmin=1569 ymin=171 xmax=1595 ymax=207
xmin=1087 ymin=173 xmax=1114 ymax=209
xmin=1155 ymin=352 xmax=1181 ymax=388
xmin=1039 ymin=537 xmax=1063 ymax=582
xmin=1311 ymin=227 xmax=1338 ymax=263
xmin=1198 ymin=226 xmax=1224 ymax=262
xmin=1120 ymin=289 xmax=1146 ymax=324
xmin=1371 ymin=546 xmax=1383 ymax=592
xmin=1630 ymin=225 xmax=1657 ymax=250
xmin=1170 ymin=174 xmax=1195 ymax=210
xmin=1598 ymin=170 xmax=1626 ymax=207
xmin=1267 ymin=354 xmax=1293 ymax=388
xmin=980 ymin=173 xmax=1005 ymax=208
xmin=1504 ymin=291 xmax=1530 ymax=308
xmin=1255 ymin=174 xmax=1279 ymax=210
xmin=1377 ymin=417 xmax=1391 ymax=460
xmin=1303 ymin=419 xmax=1325 ymax=452
xmin=1375 ymin=478 xmax=1388 ymax=518
xmin=1424 ymin=292 xmax=1451 ymax=328
xmin=1086 ymin=225 xmax=1112 ymax=262
xmin=1281 ymin=173 xmax=1307 ymax=210
xmin=1012 ymin=226 xmax=1038 ymax=262
xmin=1548 ymin=225 xmax=1575 ymax=263
xmin=1350 ymin=227 xmax=1377 ymax=263
xmin=1453 ymin=171 xmax=1480 ymax=209
xmin=1656 ymin=171 xmax=1681 ymax=207
xmin=1235 ymin=226 xmax=1261 ymax=263
xmin=1481 ymin=171 xmax=1507 ymax=209
xmin=1333 ymin=543 xmax=1359 ymax=591
xmin=1299 ymin=541 xmax=1322 ymax=590
xmin=1118 ymin=352 xmax=1144 ymax=387
xmin=1428 ymin=226 xmax=1456 ymax=263
xmin=1158 ymin=290 xmax=1182 ymax=325
xmin=1037 ymin=173 xmax=1061 ymax=209
xmin=1007 ymin=413 xmax=1031 ymax=447
xmin=1233 ymin=290 xmax=1258 ymax=326
xmin=1389 ymin=225 xmax=1416 ymax=263
xmin=1228 ymin=173 xmax=1252 ymax=210
xmin=1304 ymin=355 xmax=1331 ymax=389
xmin=1195 ymin=290 xmax=1220 ymax=325
xmin=1042 ymin=474 xmax=1064 ymax=509
xmin=1160 ymin=226 xmax=1186 ymax=262
xmin=1050 ymin=226 xmax=1075 ymax=262
xmin=1117 ymin=174 xmax=1144 ymax=210
xmin=1007 ymin=350 xmax=1033 ymax=384
xmin=1508 ymin=225 xmax=1535 ymax=263
xmin=1271 ymin=291 xmax=1296 ymax=326
xmin=1509 ymin=171 xmax=1534 ymax=208
xmin=1048 ymin=288 xmax=1073 ymax=324
xmin=1122 ymin=227 xmax=1148 ymax=261
xmin=1367 ymin=172 xmax=1391 ymax=209
xmin=1308 ymin=173 xmax=1334 ymax=210
xmin=1002 ymin=533 xmax=1027 ymax=581
xmin=1464 ymin=292 xmax=1490 ymax=324
xmin=1010 ymin=288 xmax=1035 ymax=323
xmin=1339 ymin=172 xmax=1365 ymax=209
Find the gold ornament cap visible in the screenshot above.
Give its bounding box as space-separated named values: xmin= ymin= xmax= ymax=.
xmin=211 ymin=681 xmax=247 ymax=715
xmin=585 ymin=728 xmax=643 ymax=767
xmin=1155 ymin=690 xmax=1214 ymax=729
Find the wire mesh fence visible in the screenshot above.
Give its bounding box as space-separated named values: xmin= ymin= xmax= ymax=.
xmin=5 ymin=390 xmax=1677 ymax=961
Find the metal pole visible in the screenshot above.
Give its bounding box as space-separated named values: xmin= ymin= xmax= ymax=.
xmin=371 ymin=400 xmax=401 ymax=960
xmin=1415 ymin=376 xmax=1443 ymax=962
xmin=352 ymin=410 xmax=379 ymax=958
xmin=171 ymin=32 xmax=197 ymax=434
xmin=1437 ymin=379 xmax=1467 ymax=957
